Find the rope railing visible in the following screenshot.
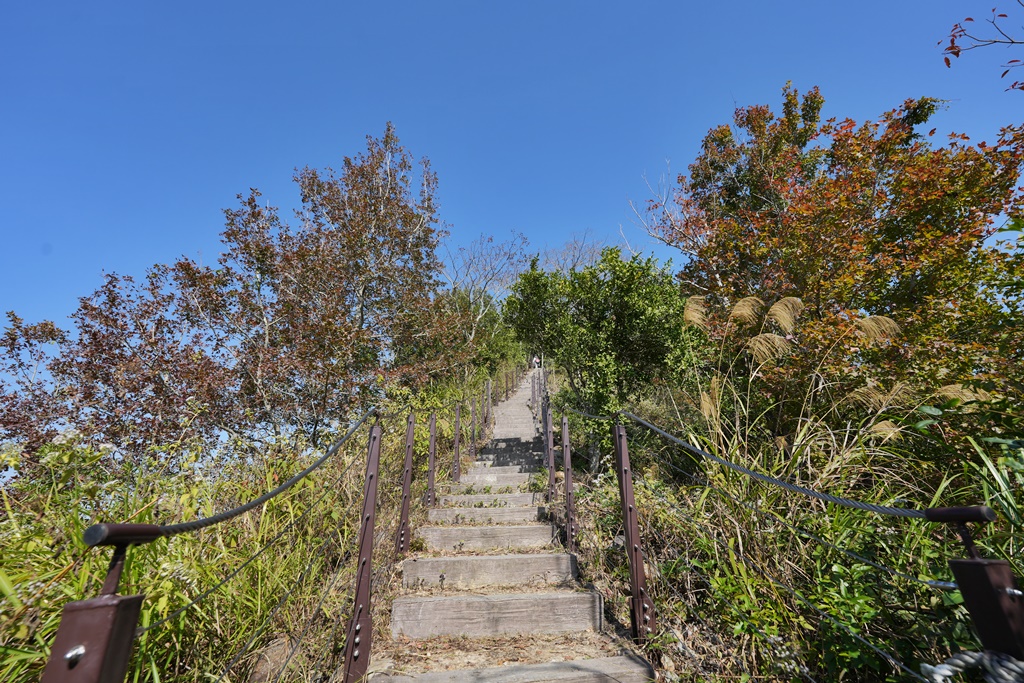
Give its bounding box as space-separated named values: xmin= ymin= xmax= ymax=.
xmin=647 ymin=447 xmax=959 ymax=592
xmin=84 ymin=407 xmax=378 ymax=547
xmin=39 ymin=362 xmax=525 ymax=683
xmin=557 ymin=403 xmax=970 ymax=520
xmin=631 ymin=475 xmax=930 ymax=681
xmin=550 ymin=389 xmax=1022 ymax=677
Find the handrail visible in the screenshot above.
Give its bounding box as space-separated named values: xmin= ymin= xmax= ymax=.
xmin=555 ymin=394 xmax=1023 ymax=668
xmin=85 ymin=408 xmax=379 ymax=547
xmin=557 ymin=403 xmax=995 ymax=522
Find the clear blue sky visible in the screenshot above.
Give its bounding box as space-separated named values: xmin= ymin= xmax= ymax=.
xmin=1 ymin=1 xmax=1018 ymax=326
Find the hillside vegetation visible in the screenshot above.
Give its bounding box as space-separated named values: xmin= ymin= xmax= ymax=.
xmin=2 ymin=86 xmax=1022 ymax=682
xmin=505 ymin=87 xmax=1023 ymax=680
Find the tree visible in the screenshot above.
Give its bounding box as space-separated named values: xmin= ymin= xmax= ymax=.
xmin=643 ymin=84 xmax=1024 ymax=446
xmin=441 ymin=232 xmax=529 ymax=348
xmin=1 ymin=124 xmax=455 ymax=460
xmin=172 ymin=123 xmax=445 ymax=445
xmin=505 ymin=248 xmax=695 ymax=414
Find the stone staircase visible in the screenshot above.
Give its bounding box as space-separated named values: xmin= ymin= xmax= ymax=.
xmin=375 ymin=371 xmax=654 ymax=682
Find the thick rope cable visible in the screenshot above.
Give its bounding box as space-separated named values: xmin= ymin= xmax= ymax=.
xmin=620 ymin=411 xmax=928 ymax=519
xmin=155 ymin=408 xmax=377 ymax=538
xmin=136 ymin=446 xmax=363 ymax=635
xmin=922 ymin=651 xmax=1024 ymax=683
xmin=560 ymin=403 xmax=927 ymax=517
xmin=648 ymin=450 xmax=958 ymax=591
xmin=634 ymin=477 xmax=929 ymax=682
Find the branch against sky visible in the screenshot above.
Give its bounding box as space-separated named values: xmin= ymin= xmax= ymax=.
xmin=540 ymin=228 xmax=607 ymax=273
xmin=442 ymin=231 xmax=530 ymax=344
xmin=942 ymin=1 xmax=1024 ymax=91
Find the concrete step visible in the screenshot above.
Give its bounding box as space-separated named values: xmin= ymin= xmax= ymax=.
xmin=457 ymin=471 xmax=531 ymax=486
xmin=476 ymin=449 xmax=543 ymax=466
xmin=375 ymin=655 xmax=654 ymax=682
xmin=438 ymin=493 xmax=542 ymax=508
xmin=467 ymin=464 xmax=540 ymax=474
xmin=416 ymin=524 xmax=555 ymax=551
xmin=440 ymin=483 xmax=524 ymax=495
xmin=391 ymin=590 xmax=602 ymax=638
xmin=427 ymin=506 xmax=545 ymax=524
xmin=402 ymin=553 xmax=576 ymax=588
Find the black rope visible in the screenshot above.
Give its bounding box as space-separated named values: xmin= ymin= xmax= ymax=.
xmin=156 ymin=408 xmax=377 ymax=538
xmin=136 ymin=446 xmax=364 ymax=635
xmin=561 ymin=404 xmax=928 ymax=518
xmin=648 ymin=451 xmax=958 ymax=591
xmin=633 ymin=478 xmax=929 ymax=682
xmin=374 ymin=403 xmax=414 ymax=422
xmin=619 ymin=411 xmax=928 ymax=519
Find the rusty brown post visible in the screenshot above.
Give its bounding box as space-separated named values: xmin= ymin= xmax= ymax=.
xmin=453 ymin=403 xmax=461 ymax=483
xmin=504 ymin=372 xmax=510 ymax=400
xmin=41 ymin=543 xmax=145 ymax=683
xmin=479 ymin=391 xmax=486 ymax=441
xmin=561 ymin=415 xmax=576 ymax=554
xmin=924 ymin=506 xmax=1024 ymax=659
xmin=544 ymin=399 xmax=556 ymax=503
xmin=485 ymin=379 xmax=492 ymax=426
xmin=341 ymin=425 xmax=382 ymax=683
xmin=395 ymin=412 xmax=415 ymax=554
xmin=425 ymin=412 xmax=436 ymax=507
xmin=470 ymin=399 xmax=477 ymax=460
xmin=612 ymin=423 xmax=656 ymax=643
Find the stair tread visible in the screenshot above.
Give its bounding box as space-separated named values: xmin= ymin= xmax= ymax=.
xmin=402 ymin=553 xmax=576 ymax=588
xmin=373 ymin=655 xmax=654 ymax=682
xmin=391 ymin=590 xmax=603 ymax=639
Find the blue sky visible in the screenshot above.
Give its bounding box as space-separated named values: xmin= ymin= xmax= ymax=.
xmin=1 ymin=1 xmax=1019 ymax=326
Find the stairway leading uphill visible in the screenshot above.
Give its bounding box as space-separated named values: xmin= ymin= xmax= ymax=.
xmin=374 ymin=370 xmax=654 ymax=682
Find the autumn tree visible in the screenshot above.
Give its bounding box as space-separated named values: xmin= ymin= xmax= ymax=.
xmin=644 ymin=84 xmax=1024 ymax=444
xmin=1 ymin=124 xmax=459 ymax=461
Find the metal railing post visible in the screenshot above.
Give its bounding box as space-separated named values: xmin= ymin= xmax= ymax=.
xmin=483 ymin=378 xmax=491 ymax=428
xmin=395 ymin=412 xmax=415 ymax=554
xmin=341 ymin=425 xmax=382 ymax=683
xmin=453 ymin=404 xmax=461 ymax=483
xmin=562 ymin=415 xmax=577 ymax=554
xmin=479 ymin=391 xmax=486 ymax=441
xmin=612 ymin=423 xmax=656 ymax=643
xmin=470 ymin=399 xmax=477 ymax=460
xmin=531 ymin=374 xmax=537 ymax=412
xmin=545 ymin=399 xmax=556 ymax=503
xmin=41 ymin=543 xmax=145 ymax=683
xmin=925 ymin=507 xmax=1024 ymax=659
xmin=425 ymin=412 xmax=436 ymax=507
